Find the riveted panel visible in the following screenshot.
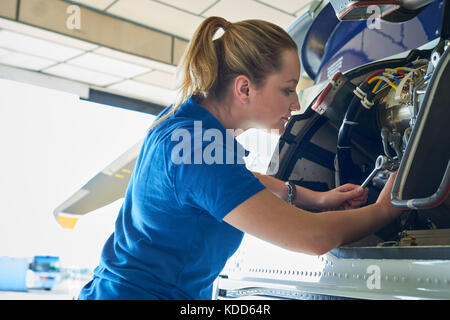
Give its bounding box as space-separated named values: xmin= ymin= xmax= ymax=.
xmin=0 ymin=0 xmax=17 ymax=19
xmin=19 ymin=0 xmax=173 ymax=64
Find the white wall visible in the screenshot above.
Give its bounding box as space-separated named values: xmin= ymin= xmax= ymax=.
xmin=0 ymin=79 xmax=156 ymax=270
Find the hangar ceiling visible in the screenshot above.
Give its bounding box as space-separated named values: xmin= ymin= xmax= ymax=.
xmin=71 ymin=0 xmax=311 ymax=40
xmin=0 ymin=0 xmax=312 ymax=113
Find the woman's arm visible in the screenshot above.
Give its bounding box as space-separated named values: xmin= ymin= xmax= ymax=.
xmin=251 ymin=172 xmax=321 ymax=209
xmin=252 ymin=172 xmax=368 ymax=211
xmin=224 ymin=173 xmax=402 ymax=255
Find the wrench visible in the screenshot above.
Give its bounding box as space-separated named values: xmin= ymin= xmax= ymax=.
xmin=360 ymin=155 xmax=399 ymax=188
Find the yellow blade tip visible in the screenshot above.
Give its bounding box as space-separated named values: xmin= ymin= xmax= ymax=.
xmin=57 ymin=215 xmax=79 ymax=229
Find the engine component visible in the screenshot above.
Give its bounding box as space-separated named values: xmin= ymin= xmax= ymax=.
xmin=376 ymin=63 xmax=429 ymax=161
xmin=391 ymin=43 xmax=450 ymax=210
xmin=360 ymin=155 xmax=399 ymax=188
xmin=273 ymin=39 xmax=450 ymax=245
xmin=398 ymin=229 xmax=450 ymax=246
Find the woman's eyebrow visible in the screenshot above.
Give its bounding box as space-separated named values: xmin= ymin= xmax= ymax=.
xmin=285 ymin=79 xmax=298 ymax=84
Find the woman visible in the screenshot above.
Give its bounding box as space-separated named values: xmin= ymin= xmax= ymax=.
xmin=78 ymin=17 xmax=402 ymax=300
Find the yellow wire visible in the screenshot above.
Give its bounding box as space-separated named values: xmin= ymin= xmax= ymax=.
xmin=371 ymin=67 xmax=411 ymax=93
xmin=372 ymin=79 xmax=383 ymax=93
xmin=394 ymin=66 xmax=414 ymax=72
xmin=368 ymin=75 xmax=398 ymax=92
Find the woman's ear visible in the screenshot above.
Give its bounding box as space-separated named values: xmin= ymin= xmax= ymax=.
xmin=234 ymin=75 xmax=251 ymax=104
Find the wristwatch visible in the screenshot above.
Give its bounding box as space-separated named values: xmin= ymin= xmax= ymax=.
xmin=285 ymin=181 xmax=296 ymax=205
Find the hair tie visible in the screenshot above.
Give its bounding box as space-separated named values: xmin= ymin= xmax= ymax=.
xmin=223 ymin=21 xmax=232 ymax=31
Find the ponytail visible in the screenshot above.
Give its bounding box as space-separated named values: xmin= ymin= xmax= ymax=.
xmin=149 ymin=16 xmax=297 ymax=130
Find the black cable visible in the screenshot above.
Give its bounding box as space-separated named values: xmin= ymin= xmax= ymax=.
xmin=335 ymin=81 xmax=376 ymax=185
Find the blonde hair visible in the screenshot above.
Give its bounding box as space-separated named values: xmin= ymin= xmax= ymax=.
xmin=149 ymin=16 xmax=297 ymax=130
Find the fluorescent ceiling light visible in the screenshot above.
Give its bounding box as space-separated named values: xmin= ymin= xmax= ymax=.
xmin=93 ymin=47 xmax=177 ymax=74
xmin=203 ymin=0 xmax=295 ymax=30
xmin=0 ymin=30 xmax=83 ymax=62
xmin=107 ymin=0 xmax=204 ymax=40
xmin=67 ymin=52 xmax=151 ymax=78
xmin=258 ymin=0 xmax=310 ymax=14
xmin=108 ymin=80 xmax=176 ymax=106
xmin=157 ymin=0 xmax=217 ymax=15
xmin=43 ymin=64 xmax=122 ymax=87
xmin=0 ymin=47 xmax=56 ymax=71
xmin=134 ymin=70 xmax=176 ymax=89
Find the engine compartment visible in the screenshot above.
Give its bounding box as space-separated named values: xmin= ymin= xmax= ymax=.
xmin=271 ymin=40 xmax=450 ymax=251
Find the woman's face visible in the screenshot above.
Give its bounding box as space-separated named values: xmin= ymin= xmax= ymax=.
xmin=249 ymin=49 xmax=301 ymax=134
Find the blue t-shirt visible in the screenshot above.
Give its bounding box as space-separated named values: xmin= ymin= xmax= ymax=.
xmin=78 ymin=96 xmax=266 ymax=300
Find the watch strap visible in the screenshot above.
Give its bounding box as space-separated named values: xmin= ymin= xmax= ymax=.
xmin=285 ymin=181 xmax=296 ymax=205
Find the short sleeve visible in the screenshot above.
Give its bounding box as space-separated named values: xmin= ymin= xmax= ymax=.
xmin=171 ymin=133 xmax=266 ymax=221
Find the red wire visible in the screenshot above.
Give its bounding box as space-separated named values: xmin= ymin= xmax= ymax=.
xmin=364 ymin=69 xmax=407 ymax=84
xmin=365 ymin=69 xmax=385 ymax=82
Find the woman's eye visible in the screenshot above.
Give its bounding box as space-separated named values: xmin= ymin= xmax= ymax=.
xmin=284 ymin=89 xmax=295 ymax=96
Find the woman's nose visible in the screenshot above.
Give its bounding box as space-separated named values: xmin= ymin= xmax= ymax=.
xmin=289 ymin=97 xmax=301 ymax=112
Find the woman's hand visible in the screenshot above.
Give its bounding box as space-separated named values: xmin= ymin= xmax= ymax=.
xmin=375 ymin=171 xmax=404 ymax=218
xmin=315 ymin=184 xmax=369 ymax=211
